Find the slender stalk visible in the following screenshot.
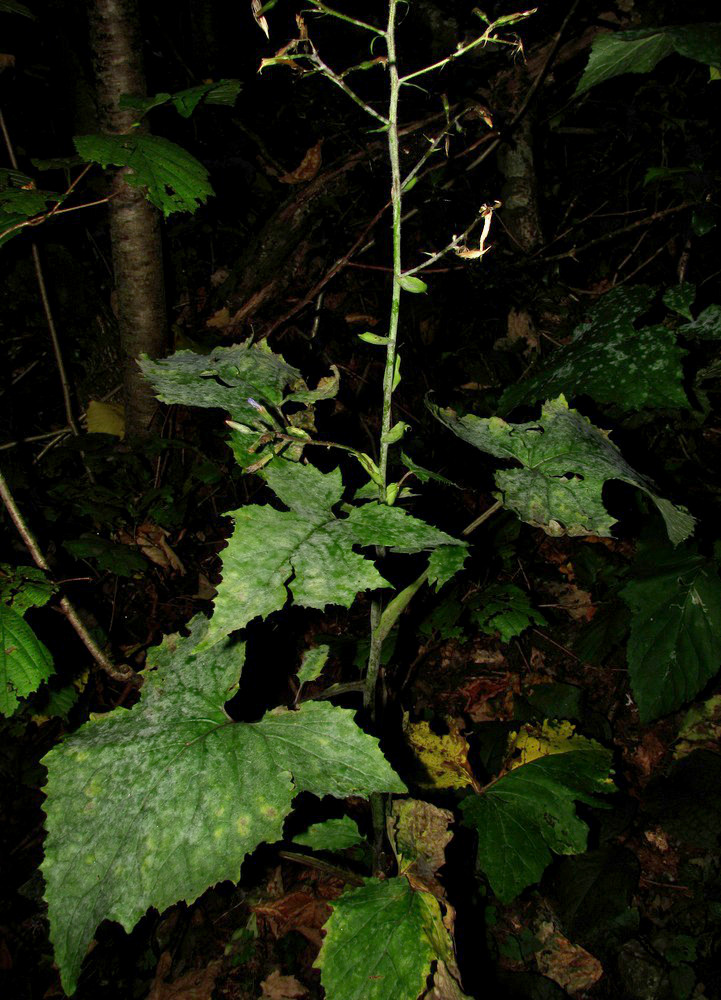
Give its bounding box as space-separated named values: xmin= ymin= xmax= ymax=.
xmin=364 ymin=0 xmax=402 ymax=716
xmin=0 ymin=470 xmax=136 ymax=683
xmin=307 ymin=1 xmax=385 ymax=36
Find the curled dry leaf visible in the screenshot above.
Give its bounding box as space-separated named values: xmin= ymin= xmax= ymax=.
xmin=279 ymin=140 xmax=323 ymax=184
xmin=116 ymin=522 xmax=185 ymax=575
xmin=534 ymin=921 xmax=603 ymax=994
xmin=251 ymin=0 xmax=269 ymax=39
xmin=260 ymin=970 xmax=308 ymax=999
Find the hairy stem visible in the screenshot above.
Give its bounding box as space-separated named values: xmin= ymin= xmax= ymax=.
xmin=364 ymin=0 xmax=402 ymax=717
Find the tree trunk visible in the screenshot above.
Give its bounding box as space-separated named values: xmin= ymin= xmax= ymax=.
xmin=89 ymin=0 xmax=167 ymax=438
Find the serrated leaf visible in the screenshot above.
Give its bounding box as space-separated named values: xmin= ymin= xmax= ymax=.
xmin=499 ymin=286 xmax=688 ymax=414
xmin=42 ymin=616 xmax=405 ymax=995
xmin=429 ymin=395 xmax=694 ymax=544
xmin=574 ymin=24 xmax=721 ymax=98
xmin=405 ymin=719 xmax=476 ymax=790
xmin=316 ymin=876 xmax=443 ymax=1000
xmin=0 ymin=564 xmax=56 ymax=613
xmin=575 ymin=30 xmax=674 ymax=97
xmin=202 ymin=460 xmax=464 ymax=648
xmin=663 ymin=283 xmax=696 ymax=320
xmin=73 ymin=133 xmax=213 ymax=216
xmin=460 ymin=748 xmax=614 ymax=902
xmin=427 ymin=546 xmax=468 ymax=591
xmin=621 ymin=553 xmax=721 ymax=722
xmin=297 ymin=643 xmax=330 ymax=686
xmin=470 ymin=583 xmax=547 ymax=643
xmin=286 ymin=365 xmax=340 ymax=404
xmin=140 ymin=339 xmax=301 ymax=425
xmin=0 ymin=605 xmax=54 ymax=716
xmin=120 ymin=80 xmax=241 ymax=118
xmin=293 ymin=816 xmax=363 ymax=851
xmin=680 ymin=303 xmax=721 ymax=340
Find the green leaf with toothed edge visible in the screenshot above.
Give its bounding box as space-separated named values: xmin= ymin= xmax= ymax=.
xmin=293 ymin=816 xmax=364 ymax=851
xmin=0 ymin=605 xmax=54 ymax=717
xmin=200 ymin=459 xmax=465 ymax=650
xmin=73 ymin=133 xmax=213 ymax=217
xmin=429 ymin=395 xmax=695 ymax=545
xmin=316 ymin=876 xmax=447 ymax=1000
xmin=460 ymin=748 xmax=615 ymax=902
xmin=41 ymin=616 xmax=406 ymax=995
xmin=621 ymin=552 xmax=721 ymax=722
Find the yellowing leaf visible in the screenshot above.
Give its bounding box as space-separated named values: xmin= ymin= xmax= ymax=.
xmin=507 ymin=720 xmax=601 ymax=770
xmin=405 ymin=718 xmax=479 ymax=790
xmin=86 ymin=400 xmax=125 ymax=438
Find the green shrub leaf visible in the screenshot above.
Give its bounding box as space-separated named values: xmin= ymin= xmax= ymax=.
xmin=429 ymin=395 xmax=694 ymax=544
xmin=316 ymin=876 xmax=445 ymax=1000
xmin=293 ymin=815 xmax=364 ymax=851
xmin=574 ymin=25 xmax=721 ymax=99
xmin=460 ymin=748 xmax=614 ymax=902
xmin=73 ymin=133 xmax=213 ymax=216
xmin=42 ymin=616 xmax=405 ymax=995
xmin=203 ymin=460 xmax=465 ymax=648
xmin=0 ymin=605 xmax=54 ymax=716
xmin=470 ymin=582 xmax=547 ymax=643
xmin=499 ymin=286 xmax=688 ymax=414
xmin=621 ymin=553 xmax=721 ymax=722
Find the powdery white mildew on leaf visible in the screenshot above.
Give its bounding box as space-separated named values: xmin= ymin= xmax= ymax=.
xmin=202 ymin=460 xmax=465 ymax=648
xmin=316 ymin=876 xmax=446 ymax=1000
xmin=460 ymin=748 xmax=614 ymax=902
xmin=42 ymin=617 xmax=405 ymax=995
xmin=499 ymin=285 xmax=688 ymax=414
xmin=429 ymin=395 xmax=694 ymax=545
xmin=139 ymin=339 xmax=304 ymax=425
xmin=621 ymin=552 xmax=721 ymax=722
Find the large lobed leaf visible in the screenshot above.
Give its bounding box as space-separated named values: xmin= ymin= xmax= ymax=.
xmin=574 ymin=24 xmax=721 ymax=98
xmin=621 ymin=552 xmax=721 ymax=722
xmin=202 ymin=460 xmax=466 ymax=648
xmin=429 ymin=395 xmax=694 ymax=545
xmin=499 ymin=286 xmax=688 ymax=415
xmin=316 ymin=876 xmax=447 ymax=1000
xmin=140 ymin=339 xmax=338 ymax=433
xmin=460 ymin=748 xmax=614 ymax=902
xmin=42 ymin=617 xmax=405 ymax=995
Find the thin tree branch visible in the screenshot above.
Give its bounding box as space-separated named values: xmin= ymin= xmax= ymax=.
xmin=0 ymin=470 xmax=137 ymax=684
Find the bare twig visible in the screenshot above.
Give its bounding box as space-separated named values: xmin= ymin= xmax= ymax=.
xmin=0 ymin=470 xmax=137 ymax=684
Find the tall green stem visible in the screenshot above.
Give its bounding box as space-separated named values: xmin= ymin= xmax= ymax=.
xmin=364 ymin=0 xmax=401 ymax=715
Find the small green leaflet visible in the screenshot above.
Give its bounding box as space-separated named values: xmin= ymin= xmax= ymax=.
xmin=0 ymin=565 xmax=56 ymax=716
xmin=42 ymin=616 xmax=405 ymax=995
xmin=470 ymin=583 xmax=547 ymax=643
xmin=663 ymin=283 xmax=696 ymax=321
xmin=499 ymin=285 xmax=689 ymax=414
xmin=621 ymin=552 xmax=721 ymax=722
xmin=429 ymin=395 xmax=695 ymax=545
xmin=119 ymin=80 xmax=241 ymax=119
xmin=427 ymin=546 xmax=468 ymax=591
xmin=0 ymin=606 xmax=54 ymax=716
xmin=73 ymin=133 xmax=213 ymax=216
xmin=680 ymin=304 xmax=721 ymax=340
xmin=293 ymin=816 xmax=364 ymax=851
xmin=399 ymin=274 xmax=428 ymax=294
xmin=316 ymin=876 xmax=448 ymax=1000
xmin=201 ymin=460 xmax=465 ymax=649
xmin=296 ymin=643 xmax=330 ymax=687
xmin=460 ymin=748 xmax=614 ymax=902
xmin=400 ymin=452 xmax=459 ymax=488
xmin=574 ymin=24 xmax=721 ymax=98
